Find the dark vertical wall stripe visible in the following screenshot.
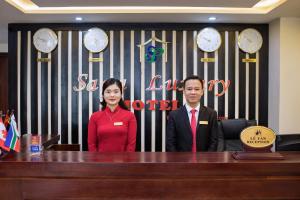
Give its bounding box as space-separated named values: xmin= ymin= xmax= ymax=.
xmin=20 ymin=31 xmax=28 ymax=134
xmin=239 ymin=51 xmax=246 ymax=118
xmin=207 ymin=52 xmax=215 ymax=109
xmin=61 ymin=31 xmax=69 ymax=144
xmin=133 ymin=30 xmax=141 ymax=151
xmin=92 ymin=55 xmax=100 ymax=113
xmin=249 ymin=60 xmax=256 ymax=120
xmin=218 ymin=32 xmax=226 ymax=117
xmin=123 ymin=31 xmax=131 ymax=101
xmin=41 ymin=55 xmax=48 ymax=136
xmin=71 ymin=32 xmax=79 ymax=144
xmin=228 ymin=31 xmax=236 ymax=119
xmin=176 ymin=31 xmax=183 ymax=104
xmin=82 ymin=31 xmax=89 ymax=151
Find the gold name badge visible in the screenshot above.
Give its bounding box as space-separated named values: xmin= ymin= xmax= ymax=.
xmin=240 ymin=126 xmax=276 ymax=148
xmin=37 ymin=58 xmax=51 ymax=62
xmin=201 ymin=58 xmax=215 ymax=62
xmin=89 ymin=57 xmax=103 ymax=62
xmin=199 ymin=121 xmax=208 ymax=125
xmin=242 ymin=58 xmax=257 ymax=63
xmin=114 ymin=122 xmax=123 ymax=126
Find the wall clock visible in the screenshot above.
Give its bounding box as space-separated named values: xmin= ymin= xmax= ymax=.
xmin=197 ymin=27 xmax=222 ymax=52
xmin=84 ymin=27 xmax=108 ymax=53
xmin=238 ymin=28 xmax=263 ymax=54
xmin=33 ymin=28 xmax=58 ymax=53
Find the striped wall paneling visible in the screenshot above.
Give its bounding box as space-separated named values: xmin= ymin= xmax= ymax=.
xmin=8 ymin=23 xmax=269 ymax=151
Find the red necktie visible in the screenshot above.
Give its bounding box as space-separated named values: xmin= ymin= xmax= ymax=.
xmin=191 ymin=109 xmax=197 ymax=152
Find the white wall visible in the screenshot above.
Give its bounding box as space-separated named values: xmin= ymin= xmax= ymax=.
xmin=269 ymin=19 xmax=280 ymax=134
xmin=0 ymin=43 xmax=8 ymax=52
xmin=269 ymin=17 xmax=300 ymax=135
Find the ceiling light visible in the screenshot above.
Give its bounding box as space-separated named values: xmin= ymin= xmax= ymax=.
xmin=75 ymin=17 xmax=82 ymax=21
xmin=5 ymin=0 xmax=288 ymax=14
xmin=208 ymin=17 xmax=216 ymax=21
xmin=254 ymin=0 xmax=281 ymax=8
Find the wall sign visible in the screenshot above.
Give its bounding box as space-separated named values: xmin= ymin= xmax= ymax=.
xmin=137 ymin=36 xmax=170 ymax=62
xmin=145 ymin=45 xmax=165 ymax=63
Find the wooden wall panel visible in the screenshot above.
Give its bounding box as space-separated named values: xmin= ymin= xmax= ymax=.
xmin=0 ymin=53 xmax=8 ymax=113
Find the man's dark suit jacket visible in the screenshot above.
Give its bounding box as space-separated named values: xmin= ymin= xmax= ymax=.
xmin=166 ymin=105 xmax=219 ymax=152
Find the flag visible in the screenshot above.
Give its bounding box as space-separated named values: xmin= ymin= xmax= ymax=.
xmin=0 ymin=117 xmax=10 ymax=152
xmin=4 ymin=110 xmax=11 ymax=130
xmin=4 ymin=114 xmax=20 ymax=152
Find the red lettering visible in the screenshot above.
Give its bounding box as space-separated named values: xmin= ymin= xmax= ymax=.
xmin=146 ymin=100 xmax=158 ymax=110
xmin=208 ymin=80 xmax=215 ymax=91
xmin=132 ymin=100 xmax=145 ymax=110
xmin=146 ymin=75 xmax=161 ymax=91
xmin=159 ymin=100 xmax=171 ymax=110
xmin=163 ymin=80 xmax=172 ymax=90
xmin=73 ymin=74 xmax=88 ymax=91
xmin=171 ymin=100 xmax=178 ymax=110
xmin=124 ymin=100 xmax=131 ymax=109
xmin=216 ymin=80 xmax=231 ymax=96
xmin=86 ymin=79 xmax=98 ymax=92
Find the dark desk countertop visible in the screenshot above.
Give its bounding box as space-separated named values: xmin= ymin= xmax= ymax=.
xmin=1 ymin=151 xmax=300 ymax=199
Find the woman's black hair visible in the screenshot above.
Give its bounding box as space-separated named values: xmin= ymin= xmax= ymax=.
xmin=100 ymin=78 xmax=128 ymax=111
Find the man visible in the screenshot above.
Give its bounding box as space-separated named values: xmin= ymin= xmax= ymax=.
xmin=167 ymin=75 xmax=219 ymax=152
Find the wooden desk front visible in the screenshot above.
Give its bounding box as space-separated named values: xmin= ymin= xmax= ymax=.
xmin=1 ymin=152 xmax=300 ymax=199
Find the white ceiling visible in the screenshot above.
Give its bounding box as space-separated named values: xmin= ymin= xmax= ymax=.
xmin=32 ymin=0 xmax=259 ymax=8
xmin=1 ymin=0 xmax=300 ymax=44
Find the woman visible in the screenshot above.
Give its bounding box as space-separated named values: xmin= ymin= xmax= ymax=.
xmin=88 ymin=78 xmax=137 ymax=152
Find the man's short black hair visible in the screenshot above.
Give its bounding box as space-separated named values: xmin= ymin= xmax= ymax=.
xmin=183 ymin=75 xmax=204 ymax=89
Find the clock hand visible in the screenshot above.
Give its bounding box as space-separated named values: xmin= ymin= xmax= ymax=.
xmin=203 ymin=37 xmax=211 ymax=42
xmin=37 ymin=37 xmax=47 ymax=42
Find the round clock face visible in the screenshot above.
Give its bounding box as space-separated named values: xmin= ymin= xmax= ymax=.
xmin=33 ymin=28 xmax=58 ymax=53
xmin=238 ymin=28 xmax=263 ymax=54
xmin=84 ymin=28 xmax=108 ymax=53
xmin=197 ymin=27 xmax=222 ymax=52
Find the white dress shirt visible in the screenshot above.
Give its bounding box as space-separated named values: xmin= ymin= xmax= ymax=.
xmin=185 ymin=103 xmax=200 ymax=124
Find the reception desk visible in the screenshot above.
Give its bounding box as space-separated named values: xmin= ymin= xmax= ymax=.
xmin=1 ymin=151 xmax=300 ymax=199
